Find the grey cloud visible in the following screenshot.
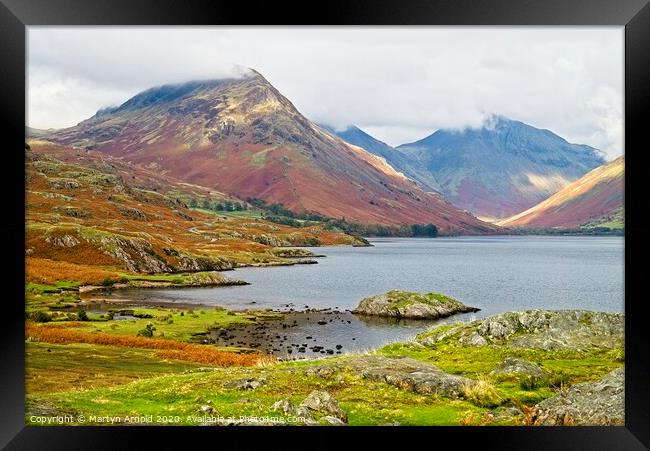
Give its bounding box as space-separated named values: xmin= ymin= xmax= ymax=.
xmin=27 ymin=26 xmax=623 ymax=158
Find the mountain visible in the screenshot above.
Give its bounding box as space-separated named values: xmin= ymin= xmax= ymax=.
xmin=26 ymin=126 xmax=53 ymax=139
xmin=497 ymin=156 xmax=624 ymax=229
xmin=43 ymin=70 xmax=497 ymax=235
xmin=396 ymin=116 xmax=606 ymax=219
xmin=323 ymin=125 xmax=440 ymax=192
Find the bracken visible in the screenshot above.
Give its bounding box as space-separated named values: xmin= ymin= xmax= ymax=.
xmin=25 ymin=322 xmax=272 ymax=367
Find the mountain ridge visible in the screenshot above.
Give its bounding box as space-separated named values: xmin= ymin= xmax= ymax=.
xmin=42 ymin=71 xmax=497 ymax=235
xmin=497 ymin=156 xmax=624 ymax=229
xmin=395 ymin=116 xmax=606 ymax=218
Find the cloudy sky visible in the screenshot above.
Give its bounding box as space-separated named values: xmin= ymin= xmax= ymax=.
xmin=28 ymin=27 xmax=623 ymax=159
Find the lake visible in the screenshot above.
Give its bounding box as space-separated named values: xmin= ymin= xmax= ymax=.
xmin=106 ymin=236 xmax=624 ymax=358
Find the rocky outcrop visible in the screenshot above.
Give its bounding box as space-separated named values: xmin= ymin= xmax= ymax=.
xmin=531 ymin=367 xmax=624 ymax=425
xmin=175 ymin=255 xmax=234 ymax=272
xmin=344 ymin=355 xmax=474 ymax=398
xmin=252 ymin=234 xmax=292 ymax=247
xmin=117 ymin=205 xmax=147 ymax=220
xmin=352 ymin=290 xmax=479 ymax=320
xmin=97 ymin=235 xmax=172 ymax=273
xmin=490 ymin=357 xmax=548 ymax=380
xmin=417 ymin=310 xmax=624 ymax=350
xmin=299 ymin=390 xmax=348 ymax=422
xmin=270 ymin=248 xmax=322 ymax=258
xmin=45 ymin=234 xmax=80 ymax=247
xmin=53 ymin=205 xmax=90 ymax=218
xmin=271 ymin=390 xmax=348 ymax=425
xmin=79 ymin=271 xmax=247 ymax=294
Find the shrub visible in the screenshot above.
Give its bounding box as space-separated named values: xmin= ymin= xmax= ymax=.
xmin=137 ymin=323 xmax=156 ymax=338
xmin=102 ymin=278 xmax=116 ymax=287
xmin=25 ymin=322 xmax=269 ymax=367
xmin=119 ymin=276 xmax=129 ymax=284
xmin=463 ymin=380 xmax=503 ymax=408
xmin=77 ymin=309 xmax=89 ymax=321
xmin=31 ymin=311 xmax=51 ymax=323
xmin=546 ymin=372 xmax=571 ymax=390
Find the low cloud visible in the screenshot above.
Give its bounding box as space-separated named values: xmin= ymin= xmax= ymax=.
xmin=28 ymin=27 xmax=623 ymax=159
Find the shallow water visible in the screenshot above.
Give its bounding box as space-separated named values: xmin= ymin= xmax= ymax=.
xmin=106 ymin=236 xmax=624 ymax=358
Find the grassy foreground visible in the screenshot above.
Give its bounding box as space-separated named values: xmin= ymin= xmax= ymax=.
xmin=25 ymin=305 xmax=623 ymax=426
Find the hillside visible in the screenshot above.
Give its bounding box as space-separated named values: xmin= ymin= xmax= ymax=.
xmin=324 ymin=125 xmax=441 ymax=192
xmin=42 ymin=70 xmax=497 ymax=235
xmin=497 ymin=156 xmax=624 ymax=229
xmin=26 ymin=141 xmax=364 ymax=284
xmin=396 ymin=116 xmax=605 ymax=219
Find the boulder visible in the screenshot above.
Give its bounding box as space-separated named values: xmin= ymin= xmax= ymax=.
xmin=345 ymin=355 xmax=474 ymax=398
xmin=490 ymin=357 xmax=547 ymax=380
xmin=222 ymin=378 xmax=266 ymax=390
xmin=352 ymin=290 xmax=479 ymax=320
xmin=299 ymin=390 xmax=348 ymax=422
xmin=271 ymin=399 xmax=295 ymax=415
xmin=319 ymin=416 xmax=346 ymax=426
xmin=531 ymin=367 xmax=624 ymax=425
xmin=418 ymin=310 xmax=624 ymax=351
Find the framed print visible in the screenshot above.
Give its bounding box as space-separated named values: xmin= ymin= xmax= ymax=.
xmin=1 ymin=0 xmax=648 ymax=448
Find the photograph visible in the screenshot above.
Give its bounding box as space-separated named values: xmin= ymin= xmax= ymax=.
xmin=21 ymin=25 xmax=628 ymax=428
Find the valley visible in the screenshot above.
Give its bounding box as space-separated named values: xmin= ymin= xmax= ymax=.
xmin=24 ymin=67 xmax=624 ymax=427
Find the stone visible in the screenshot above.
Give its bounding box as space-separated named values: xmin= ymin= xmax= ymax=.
xmin=418 ymin=310 xmax=624 ymax=351
xmin=345 ymin=355 xmax=474 ymax=398
xmin=305 ymin=366 xmax=337 ymax=379
xmin=222 ymin=378 xmax=265 ymax=390
xmin=198 ymin=404 xmax=214 ymax=414
xmin=490 ymin=406 xmax=522 ymax=422
xmin=299 ymin=390 xmax=348 ymax=422
xmin=531 ymin=367 xmax=624 ymax=425
xmin=271 ymin=399 xmax=294 ymax=415
xmin=490 ymin=357 xmax=547 ymax=380
xmin=319 ymin=415 xmax=346 ymax=425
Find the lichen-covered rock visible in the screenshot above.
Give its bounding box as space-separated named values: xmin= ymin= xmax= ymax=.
xmin=223 ymin=378 xmax=266 ymax=390
xmin=252 ymin=234 xmax=291 ymax=247
xmin=97 ymin=234 xmax=172 ymax=273
xmin=418 ymin=310 xmax=624 ymax=351
xmin=304 ymin=366 xmax=339 ymax=379
xmin=173 ymin=209 xmax=193 ymax=221
xmin=531 ymin=367 xmax=624 ymax=425
xmin=490 ymin=357 xmax=547 ymax=380
xmin=45 ymin=234 xmax=80 ymax=247
xmin=271 ymin=399 xmax=295 ymax=415
xmin=117 ymin=205 xmax=147 ymax=220
xmin=53 ymin=205 xmax=90 ymax=218
xmin=176 ymin=255 xmax=234 ymax=272
xmin=48 ymin=178 xmax=80 ymax=189
xmin=352 ymin=290 xmax=479 ymax=319
xmin=299 ymin=390 xmax=348 ymax=422
xmin=319 ymin=416 xmax=346 ymax=426
xmin=345 ymin=355 xmax=474 ymax=398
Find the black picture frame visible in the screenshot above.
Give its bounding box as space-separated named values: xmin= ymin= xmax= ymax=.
xmin=2 ymin=0 xmax=648 ymax=449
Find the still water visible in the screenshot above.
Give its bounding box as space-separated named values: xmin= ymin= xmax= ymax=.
xmin=107 ymin=236 xmax=624 ymax=358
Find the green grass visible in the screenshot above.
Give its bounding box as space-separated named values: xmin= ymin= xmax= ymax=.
xmin=26 ymin=341 xmax=210 ymax=395
xmin=30 ymin=358 xmax=493 ymax=426
xmin=381 ymin=290 xmax=460 ymax=310
xmin=192 ymin=207 xmax=264 ymax=220
xmin=70 ymin=306 xmax=282 ymax=342
xmin=26 ymin=282 xmax=80 ymax=294
xmin=25 ymin=327 xmax=623 ymax=425
xmin=118 ymin=273 xmax=186 ymax=284
xmin=377 ymin=339 xmax=622 ymax=408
